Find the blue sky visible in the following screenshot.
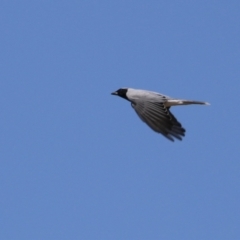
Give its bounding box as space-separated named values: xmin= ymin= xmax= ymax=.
xmin=0 ymin=1 xmax=240 ymax=239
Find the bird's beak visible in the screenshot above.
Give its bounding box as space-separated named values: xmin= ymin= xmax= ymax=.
xmin=111 ymin=91 xmax=118 ymax=95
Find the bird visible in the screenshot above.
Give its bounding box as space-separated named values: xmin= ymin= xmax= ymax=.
xmin=111 ymin=88 xmax=209 ymax=141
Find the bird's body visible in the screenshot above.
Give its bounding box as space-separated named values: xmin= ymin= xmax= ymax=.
xmin=111 ymin=88 xmax=209 ymax=141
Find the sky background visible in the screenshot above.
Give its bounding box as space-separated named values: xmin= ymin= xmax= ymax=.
xmin=0 ymin=1 xmax=240 ymax=239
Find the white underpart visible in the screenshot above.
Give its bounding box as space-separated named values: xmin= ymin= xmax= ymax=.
xmin=126 ymin=88 xmax=210 ymax=106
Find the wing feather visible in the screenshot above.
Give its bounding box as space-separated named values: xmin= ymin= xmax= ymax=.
xmin=131 ymin=100 xmax=185 ymax=141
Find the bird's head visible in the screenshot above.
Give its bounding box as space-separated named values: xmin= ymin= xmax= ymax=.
xmin=111 ymin=88 xmax=129 ymax=101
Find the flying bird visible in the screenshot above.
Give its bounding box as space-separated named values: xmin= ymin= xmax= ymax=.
xmin=111 ymin=88 xmax=209 ymax=141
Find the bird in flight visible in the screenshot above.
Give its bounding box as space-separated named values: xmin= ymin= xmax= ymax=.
xmin=111 ymin=88 xmax=209 ymax=141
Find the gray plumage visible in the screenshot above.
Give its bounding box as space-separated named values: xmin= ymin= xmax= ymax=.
xmin=111 ymin=88 xmax=209 ymax=141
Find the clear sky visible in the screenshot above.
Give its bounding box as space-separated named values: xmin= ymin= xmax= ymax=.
xmin=0 ymin=1 xmax=240 ymax=239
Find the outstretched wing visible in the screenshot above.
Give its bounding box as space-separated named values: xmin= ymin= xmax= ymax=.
xmin=131 ymin=100 xmax=185 ymax=141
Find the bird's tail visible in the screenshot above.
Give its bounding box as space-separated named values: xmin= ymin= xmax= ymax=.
xmin=165 ymin=99 xmax=210 ymax=107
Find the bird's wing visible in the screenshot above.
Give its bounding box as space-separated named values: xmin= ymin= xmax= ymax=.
xmin=131 ymin=100 xmax=185 ymax=141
